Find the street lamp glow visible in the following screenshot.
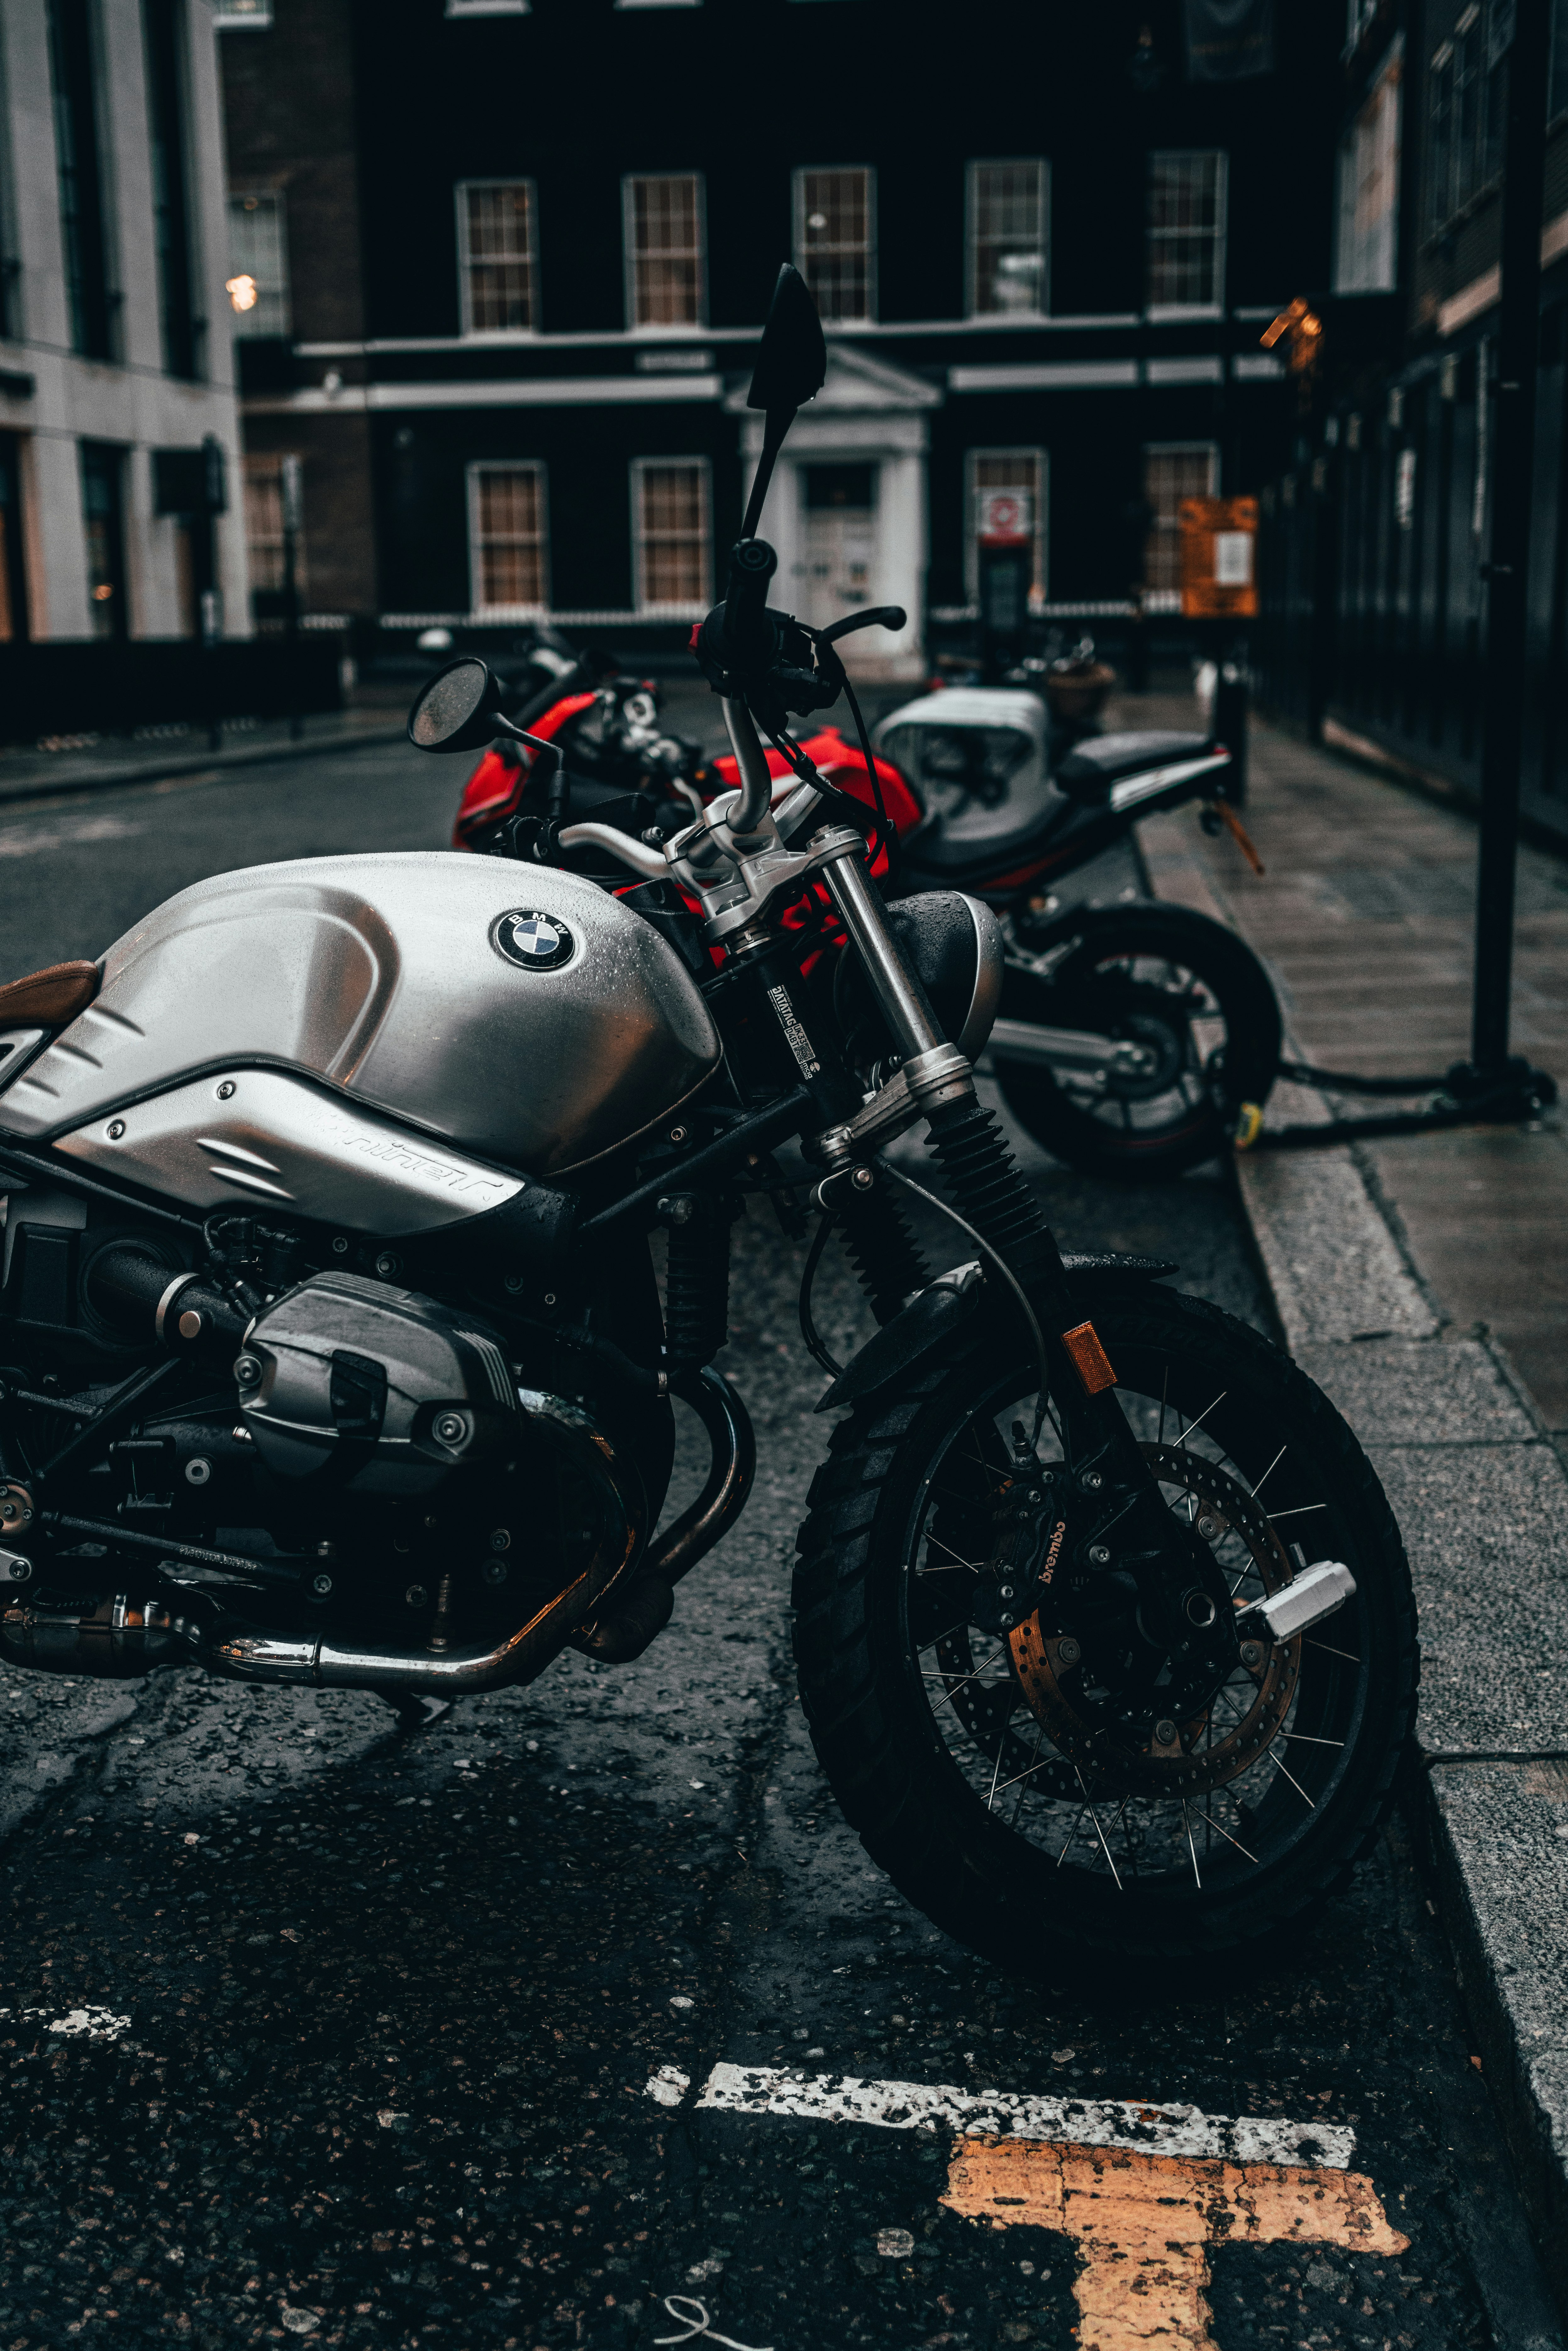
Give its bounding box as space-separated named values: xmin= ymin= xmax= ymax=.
xmin=226 ymin=273 xmax=259 ymax=314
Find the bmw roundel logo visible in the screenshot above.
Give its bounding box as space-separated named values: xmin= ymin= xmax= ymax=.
xmin=491 ymin=908 xmax=575 ymax=972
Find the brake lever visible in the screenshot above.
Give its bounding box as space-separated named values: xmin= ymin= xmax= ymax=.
xmin=815 ymin=604 xmax=908 ymax=645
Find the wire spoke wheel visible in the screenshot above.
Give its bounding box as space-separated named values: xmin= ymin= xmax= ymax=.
xmin=995 ymin=904 xmax=1281 ymax=1181
xmin=794 ymin=1282 xmax=1415 ymax=1972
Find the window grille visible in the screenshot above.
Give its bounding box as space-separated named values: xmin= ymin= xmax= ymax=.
xmin=1146 ymin=152 xmax=1227 ymax=310
xmin=469 ymin=463 xmax=548 ymax=612
xmin=625 ymin=175 xmax=704 ymax=329
xmin=795 ymin=167 xmax=874 ymax=322
xmin=227 ymin=191 xmax=289 ymax=337
xmin=967 ymin=450 xmax=1048 ymax=606
xmin=458 ymin=182 xmax=537 ymax=334
xmin=969 ymin=162 xmax=1048 ymax=317
xmin=1427 ymin=2 xmax=1510 ymax=234
xmin=1143 ymin=443 xmax=1218 ymax=593
xmin=633 ymin=459 xmax=711 ymax=610
xmin=1334 ymin=36 xmax=1402 ymax=292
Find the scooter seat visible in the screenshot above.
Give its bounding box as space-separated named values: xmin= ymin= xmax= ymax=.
xmin=1052 ymin=730 xmax=1215 ymax=801
xmin=900 ymin=774 xmax=1083 ymax=887
xmin=0 ymin=960 xmax=99 ymax=1028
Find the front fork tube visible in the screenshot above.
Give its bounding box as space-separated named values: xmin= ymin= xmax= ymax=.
xmin=815 ymin=839 xmax=1170 ymax=1526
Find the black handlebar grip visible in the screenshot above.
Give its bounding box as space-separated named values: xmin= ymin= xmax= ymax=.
xmin=722 ymin=538 xmax=778 ymax=674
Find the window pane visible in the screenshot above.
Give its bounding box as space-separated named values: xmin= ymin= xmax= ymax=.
xmin=1143 ymin=444 xmax=1217 ymax=591
xmin=971 ymin=162 xmax=1045 ymax=316
xmin=244 ymin=463 xmax=285 ymax=594
xmin=636 ymin=461 xmax=710 ymax=607
xmin=228 ymin=191 xmax=289 ymax=337
xmin=798 ymin=168 xmax=872 ymax=322
xmin=473 ymin=465 xmax=547 ymax=609
xmin=463 ymin=183 xmax=534 ymax=332
xmin=1147 ymin=151 xmax=1225 ymax=308
xmin=628 ymin=175 xmax=702 ymax=327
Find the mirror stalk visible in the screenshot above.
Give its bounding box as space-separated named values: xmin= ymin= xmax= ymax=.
xmin=741 ymin=406 xmax=794 ymax=544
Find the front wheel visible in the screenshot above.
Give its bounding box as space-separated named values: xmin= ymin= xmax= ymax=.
xmin=994 ymin=901 xmax=1280 ymax=1181
xmin=792 ymin=1282 xmax=1416 ymax=1977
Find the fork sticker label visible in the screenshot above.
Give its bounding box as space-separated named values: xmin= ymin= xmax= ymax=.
xmin=767 ymin=986 xmax=820 ymax=1078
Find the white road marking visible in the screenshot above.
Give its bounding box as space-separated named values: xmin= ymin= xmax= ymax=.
xmin=0 ymin=2005 xmax=131 ymax=2042
xmin=673 ymin=2062 xmax=1355 ymax=2169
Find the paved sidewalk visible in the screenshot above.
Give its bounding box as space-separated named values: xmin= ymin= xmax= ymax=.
xmin=0 ymin=702 xmax=406 ymax=808
xmin=1122 ymin=689 xmax=1568 ymax=2323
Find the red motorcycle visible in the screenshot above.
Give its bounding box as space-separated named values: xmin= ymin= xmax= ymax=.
xmin=450 ymin=653 xmax=1280 ymax=1181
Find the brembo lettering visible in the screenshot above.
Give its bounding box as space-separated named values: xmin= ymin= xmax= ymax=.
xmin=1042 ymin=1519 xmax=1067 ymax=1584
xmin=328 ymin=1120 xmax=508 ymax=1198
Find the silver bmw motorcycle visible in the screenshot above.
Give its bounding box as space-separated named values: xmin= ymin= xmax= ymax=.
xmin=0 ymin=271 xmax=1415 ymax=1974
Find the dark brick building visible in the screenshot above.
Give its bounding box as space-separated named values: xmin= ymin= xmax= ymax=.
xmin=217 ymin=0 xmax=1343 ymax=673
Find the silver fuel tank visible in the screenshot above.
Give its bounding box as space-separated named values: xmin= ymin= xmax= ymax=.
xmin=0 ymin=855 xmax=720 ymax=1182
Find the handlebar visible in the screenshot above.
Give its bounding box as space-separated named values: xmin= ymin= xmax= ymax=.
xmin=721 ymin=539 xmax=778 ymax=677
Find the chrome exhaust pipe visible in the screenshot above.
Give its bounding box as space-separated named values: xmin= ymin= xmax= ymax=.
xmin=1 ymin=1390 xmax=645 ymax=1697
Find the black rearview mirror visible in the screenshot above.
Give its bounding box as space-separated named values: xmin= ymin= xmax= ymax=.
xmin=739 ymin=266 xmax=827 ymax=542
xmin=746 ymin=263 xmax=827 ymax=418
xmin=408 ymin=657 xmax=501 ymax=753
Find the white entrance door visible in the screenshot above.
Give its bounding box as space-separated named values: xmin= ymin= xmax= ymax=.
xmin=797 ymin=462 xmax=880 ymax=654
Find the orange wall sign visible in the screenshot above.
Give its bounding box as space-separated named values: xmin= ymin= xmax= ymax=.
xmin=1179 ymin=494 xmax=1259 ymax=619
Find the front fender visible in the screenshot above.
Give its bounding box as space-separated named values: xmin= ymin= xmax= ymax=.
xmin=815 ymin=1251 xmax=1177 ymax=1413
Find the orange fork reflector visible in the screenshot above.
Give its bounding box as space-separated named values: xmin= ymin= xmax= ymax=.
xmin=1061 ymin=1321 xmax=1117 ymax=1395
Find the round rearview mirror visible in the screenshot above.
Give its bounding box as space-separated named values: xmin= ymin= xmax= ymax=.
xmin=407 ymin=656 xmax=502 ymax=753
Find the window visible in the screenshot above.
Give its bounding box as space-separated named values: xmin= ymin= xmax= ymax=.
xmin=242 ymin=454 xmax=304 ymax=598
xmin=795 ymin=167 xmax=874 ymax=323
xmin=967 ymin=450 xmax=1048 ymax=606
xmin=632 ymin=459 xmax=711 ymax=610
xmin=1146 ymin=151 xmax=1227 ymax=312
xmin=213 ymin=0 xmax=271 ymax=22
xmin=47 ymin=0 xmax=115 ymax=360
xmin=81 ymin=442 xmax=126 ymax=639
xmin=468 ymin=463 xmax=548 ymax=613
xmin=227 ymin=191 xmax=289 ymax=337
xmin=0 ymin=27 xmax=21 ymax=343
xmin=1428 ymin=3 xmax=1509 ymax=236
xmin=1335 ymin=36 xmax=1402 ymax=291
xmin=968 ymin=161 xmax=1048 ymax=317
xmin=458 ymin=181 xmax=537 ymax=333
xmin=0 ymin=434 xmax=27 ymax=640
xmin=1143 ymin=443 xmax=1218 ymax=593
xmin=144 ymin=0 xmax=200 ymax=380
xmin=445 ymin=0 xmax=529 ymax=14
xmin=624 ymin=175 xmax=704 ymax=330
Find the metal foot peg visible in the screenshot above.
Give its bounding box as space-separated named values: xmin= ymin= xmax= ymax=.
xmin=1241 ymin=1559 xmax=1356 ymax=1641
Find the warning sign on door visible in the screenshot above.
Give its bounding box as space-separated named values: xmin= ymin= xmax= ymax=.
xmin=976 ymin=490 xmax=1032 ymax=547
xmin=1178 ymin=496 xmax=1259 ymax=618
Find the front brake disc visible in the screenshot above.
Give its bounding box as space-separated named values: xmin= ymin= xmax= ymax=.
xmin=1006 ymin=1444 xmax=1301 ymax=1799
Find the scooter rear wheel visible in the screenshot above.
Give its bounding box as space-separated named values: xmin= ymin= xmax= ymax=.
xmin=993 ymin=902 xmax=1279 ymax=1181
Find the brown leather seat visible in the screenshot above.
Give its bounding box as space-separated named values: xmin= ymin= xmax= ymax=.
xmin=0 ymin=960 xmax=100 ymax=1028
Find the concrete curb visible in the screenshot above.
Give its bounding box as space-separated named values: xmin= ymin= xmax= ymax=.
xmin=1136 ymin=801 xmax=1568 ymax=2319
xmin=0 ymin=722 xmax=406 ymax=809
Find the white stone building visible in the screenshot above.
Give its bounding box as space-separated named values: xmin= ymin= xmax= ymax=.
xmin=0 ymin=0 xmax=247 ymax=643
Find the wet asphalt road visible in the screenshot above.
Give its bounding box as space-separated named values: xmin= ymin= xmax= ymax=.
xmin=0 ymin=738 xmax=1562 ymax=2351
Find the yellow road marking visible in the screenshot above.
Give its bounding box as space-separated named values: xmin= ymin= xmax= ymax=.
xmin=942 ymin=2135 xmax=1407 ymax=2349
